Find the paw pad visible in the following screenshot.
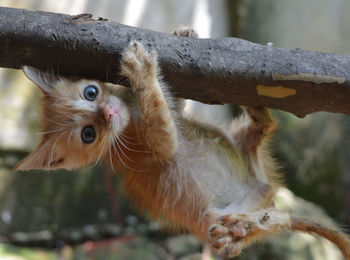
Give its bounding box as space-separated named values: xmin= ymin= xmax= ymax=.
xmin=209 ymin=214 xmax=253 ymax=257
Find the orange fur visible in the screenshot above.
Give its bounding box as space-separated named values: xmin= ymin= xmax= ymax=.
xmin=15 ymin=31 xmax=350 ymax=259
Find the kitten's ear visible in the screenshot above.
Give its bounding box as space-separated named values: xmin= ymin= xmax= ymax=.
xmin=23 ymin=66 xmax=59 ymax=94
xmin=15 ymin=139 xmax=65 ymax=171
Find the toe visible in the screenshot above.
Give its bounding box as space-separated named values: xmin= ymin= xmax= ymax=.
xmin=230 ymin=221 xmax=247 ymax=239
xmin=209 ymin=224 xmax=228 ymax=238
xmin=212 ymin=237 xmax=231 ymax=250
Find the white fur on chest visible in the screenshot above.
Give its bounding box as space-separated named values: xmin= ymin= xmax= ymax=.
xmin=167 ymin=129 xmax=267 ymax=216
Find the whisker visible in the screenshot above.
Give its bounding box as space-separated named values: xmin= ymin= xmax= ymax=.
xmin=91 ymin=146 xmax=104 ymax=169
xmin=120 ymin=127 xmax=136 ymax=135
xmin=42 ymin=116 xmax=67 ymax=126
xmin=108 ymin=144 xmax=115 ymax=172
xmin=110 ymin=135 xmax=145 ymax=172
xmin=119 ymin=133 xmax=141 ymax=144
xmin=111 ymin=138 xmax=129 ymax=168
xmin=113 ymin=145 xmax=138 ymax=171
xmin=49 ymin=131 xmax=66 ymax=167
xmin=116 ymin=134 xmax=139 ymax=150
xmin=38 ymin=128 xmax=66 ymax=135
xmin=111 ymin=137 xmax=118 ymax=156
xmin=89 ymin=135 xmax=107 ymax=169
xmin=113 ymin=134 xmax=135 ymax=162
xmin=117 ymin=135 xmax=150 ymax=154
xmin=66 ymin=129 xmax=74 ymax=154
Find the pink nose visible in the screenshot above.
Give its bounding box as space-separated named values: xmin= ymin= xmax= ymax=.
xmin=104 ymin=104 xmax=119 ymax=121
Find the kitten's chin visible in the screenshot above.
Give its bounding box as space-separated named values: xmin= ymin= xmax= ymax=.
xmin=107 ymin=102 xmax=130 ymax=135
xmin=105 ymin=95 xmax=130 ymax=134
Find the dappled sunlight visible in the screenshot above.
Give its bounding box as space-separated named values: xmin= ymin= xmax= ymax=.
xmin=274 ymin=187 xmax=343 ymax=260
xmin=0 ymin=70 xmax=39 ymax=150
xmin=192 ymin=0 xmax=211 ymax=38
xmin=43 ymin=0 xmax=88 ymax=14
xmin=122 ymin=0 xmax=148 ymax=26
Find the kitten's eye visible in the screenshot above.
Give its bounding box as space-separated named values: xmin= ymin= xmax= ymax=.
xmin=81 ymin=125 xmax=96 ymax=144
xmin=84 ymin=85 xmax=98 ymax=101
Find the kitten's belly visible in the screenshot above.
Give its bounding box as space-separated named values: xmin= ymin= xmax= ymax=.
xmin=176 ymin=135 xmax=268 ymax=214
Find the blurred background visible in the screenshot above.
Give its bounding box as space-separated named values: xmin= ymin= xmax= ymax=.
xmin=0 ymin=0 xmax=350 ymax=259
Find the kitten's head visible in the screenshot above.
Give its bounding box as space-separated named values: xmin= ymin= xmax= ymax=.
xmin=15 ymin=66 xmax=131 ymax=171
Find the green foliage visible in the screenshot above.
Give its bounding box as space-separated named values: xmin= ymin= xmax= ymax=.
xmin=0 ymin=243 xmax=55 ymax=260
xmin=273 ymin=111 xmax=347 ymax=220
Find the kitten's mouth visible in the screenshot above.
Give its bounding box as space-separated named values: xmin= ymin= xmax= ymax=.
xmin=104 ymin=104 xmax=119 ymax=121
xmin=103 ymin=103 xmax=122 ymax=133
xmin=102 ymin=96 xmax=129 ymax=135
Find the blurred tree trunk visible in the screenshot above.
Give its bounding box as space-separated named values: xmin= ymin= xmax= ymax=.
xmin=226 ymin=0 xmax=240 ymax=37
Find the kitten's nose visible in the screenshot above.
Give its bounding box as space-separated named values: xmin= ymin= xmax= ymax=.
xmin=104 ymin=104 xmax=119 ymax=121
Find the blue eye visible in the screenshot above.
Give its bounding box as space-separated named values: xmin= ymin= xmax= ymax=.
xmin=81 ymin=125 xmax=96 ymax=144
xmin=84 ymin=85 xmax=98 ymax=101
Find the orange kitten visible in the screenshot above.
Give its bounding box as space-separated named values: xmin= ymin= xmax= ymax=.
xmin=16 ymin=34 xmax=350 ymax=258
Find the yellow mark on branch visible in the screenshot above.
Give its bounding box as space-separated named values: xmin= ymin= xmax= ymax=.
xmin=272 ymin=73 xmax=345 ymax=84
xmin=257 ymin=85 xmax=296 ymax=98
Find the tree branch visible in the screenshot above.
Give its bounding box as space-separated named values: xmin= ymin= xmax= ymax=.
xmin=0 ymin=7 xmax=350 ymax=117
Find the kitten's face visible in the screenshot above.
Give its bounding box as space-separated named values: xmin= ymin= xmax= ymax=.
xmin=15 ymin=66 xmax=130 ymax=170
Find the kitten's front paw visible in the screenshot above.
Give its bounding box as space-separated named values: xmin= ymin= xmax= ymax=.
xmin=209 ymin=214 xmax=255 ymax=257
xmin=120 ymin=41 xmax=158 ymax=85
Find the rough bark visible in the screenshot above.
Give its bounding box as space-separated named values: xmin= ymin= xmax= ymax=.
xmin=0 ymin=7 xmax=350 ymax=117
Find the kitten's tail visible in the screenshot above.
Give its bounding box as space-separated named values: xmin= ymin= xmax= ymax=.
xmin=290 ymin=216 xmax=350 ymax=259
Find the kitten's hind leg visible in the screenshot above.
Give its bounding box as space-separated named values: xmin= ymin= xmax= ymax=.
xmin=230 ymin=107 xmax=276 ymax=153
xmin=209 ymin=208 xmax=290 ymax=257
xmin=120 ymin=42 xmax=178 ymax=161
xmin=209 ymin=209 xmax=350 ymax=259
xmin=229 ymin=106 xmax=278 ymax=190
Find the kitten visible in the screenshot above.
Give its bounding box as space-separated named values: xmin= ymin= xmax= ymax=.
xmin=15 ymin=29 xmax=350 ymax=258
